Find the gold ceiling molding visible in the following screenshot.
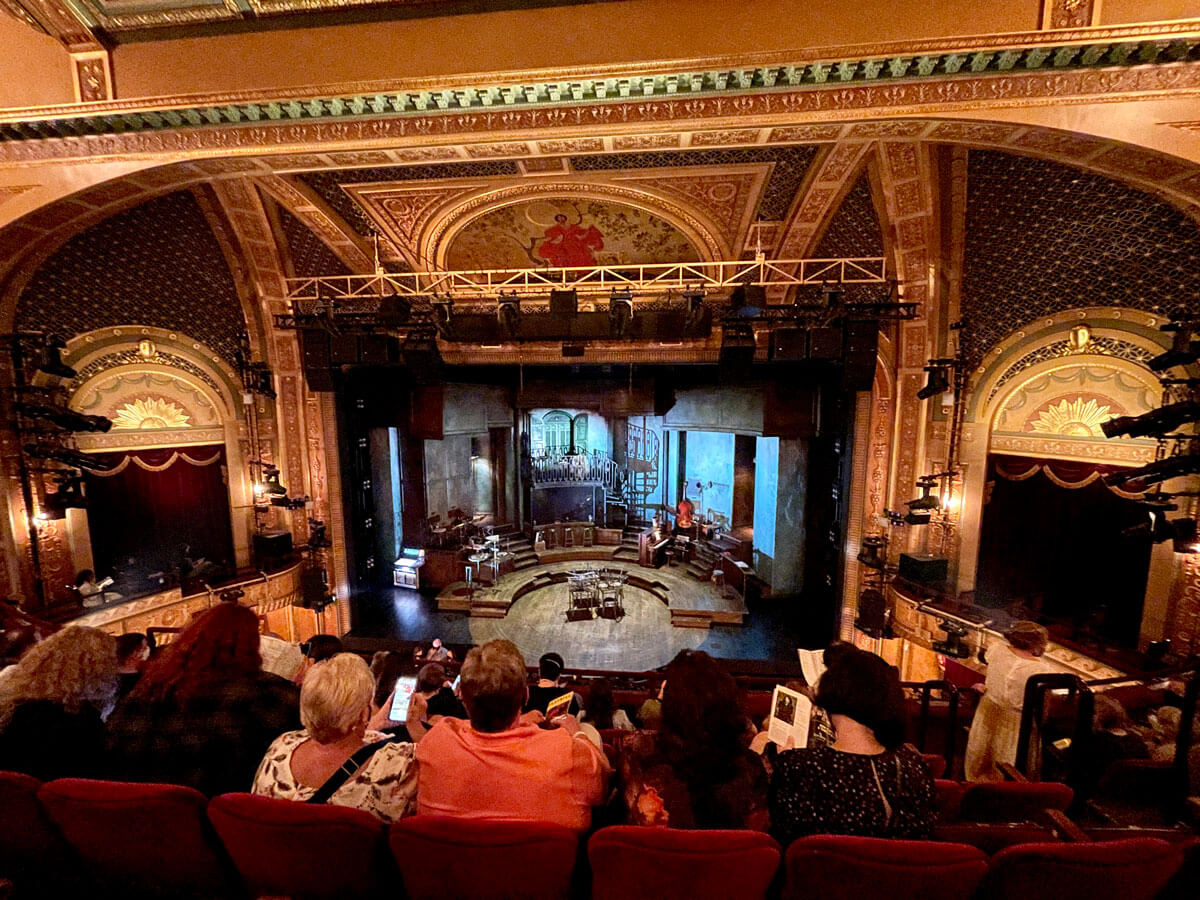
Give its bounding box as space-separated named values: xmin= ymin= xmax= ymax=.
xmin=6 ymin=63 xmax=1200 ymax=165
xmin=421 ymin=180 xmax=729 ymax=269
xmin=254 ymin=174 xmax=373 ymax=272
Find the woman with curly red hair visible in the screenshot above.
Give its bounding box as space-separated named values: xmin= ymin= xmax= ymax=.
xmin=107 ymin=602 xmax=299 ymax=795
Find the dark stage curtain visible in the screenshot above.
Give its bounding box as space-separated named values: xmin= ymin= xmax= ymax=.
xmin=975 ymin=454 xmax=1151 ymax=647
xmin=84 ymin=446 xmax=234 ymax=587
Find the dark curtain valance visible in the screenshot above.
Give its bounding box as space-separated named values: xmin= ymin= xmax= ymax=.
xmin=991 ymin=454 xmax=1145 ymax=499
xmin=87 ymin=445 xmax=223 ymax=477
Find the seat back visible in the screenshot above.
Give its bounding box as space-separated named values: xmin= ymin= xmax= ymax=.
xmin=208 ymin=793 xmax=388 ymax=899
xmin=38 ymin=778 xmax=237 ymax=897
xmin=390 ymin=815 xmax=578 ymax=900
xmin=935 ymin=779 xmax=967 ymax=822
xmin=932 ymin=822 xmax=1059 ymax=855
xmin=978 ymin=838 xmax=1181 ymax=900
xmin=783 ymin=835 xmax=987 ymax=900
xmin=958 ymin=781 xmax=1074 ymax=823
xmin=589 ymin=826 xmax=780 ymax=900
xmin=0 ymin=770 xmax=79 ymax=893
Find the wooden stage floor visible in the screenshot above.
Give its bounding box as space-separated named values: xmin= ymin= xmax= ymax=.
xmin=349 ymin=561 xmax=824 ymax=671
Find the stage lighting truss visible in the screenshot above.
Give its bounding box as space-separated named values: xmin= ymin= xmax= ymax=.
xmin=272 ymin=257 xmax=916 ymax=336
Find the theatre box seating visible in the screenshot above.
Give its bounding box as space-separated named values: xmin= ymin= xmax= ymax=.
xmin=1 ymin=773 xmax=1196 ymax=900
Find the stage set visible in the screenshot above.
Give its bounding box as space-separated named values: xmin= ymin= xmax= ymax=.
xmin=340 ymin=361 xmax=847 ymax=670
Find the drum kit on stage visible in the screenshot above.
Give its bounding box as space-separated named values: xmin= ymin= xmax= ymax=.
xmin=566 ymin=568 xmax=626 ymax=622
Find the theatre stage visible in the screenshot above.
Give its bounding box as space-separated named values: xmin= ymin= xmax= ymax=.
xmin=349 ymin=560 xmax=782 ymax=671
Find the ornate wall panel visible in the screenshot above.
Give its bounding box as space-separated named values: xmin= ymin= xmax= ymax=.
xmin=13 ymin=191 xmax=248 ymax=367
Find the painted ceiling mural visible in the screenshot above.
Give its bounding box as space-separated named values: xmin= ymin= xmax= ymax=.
xmin=443 ymin=198 xmax=702 ymax=271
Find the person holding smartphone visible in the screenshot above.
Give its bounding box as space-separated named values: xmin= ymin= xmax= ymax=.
xmin=252 ymin=653 xmax=420 ymax=822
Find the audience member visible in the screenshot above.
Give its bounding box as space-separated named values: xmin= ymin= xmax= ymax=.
xmin=964 ymin=621 xmax=1057 ymax=781
xmin=253 ymin=654 xmax=418 ymax=822
xmin=525 ymin=651 xmax=581 ymax=717
xmin=615 ymin=649 xmax=767 ymax=830
xmin=0 ymin=626 xmax=117 ymax=780
xmin=1071 ymin=694 xmax=1150 ymax=808
xmin=424 ymin=638 xmax=453 ymax=662
xmin=370 ymin=650 xmax=407 ymax=711
xmin=769 ymin=647 xmax=934 ymax=846
xmin=582 ymin=677 xmax=633 ymax=731
xmin=106 ymin=603 xmax=300 ymax=796
xmin=415 ymin=639 xmax=605 ymax=832
xmin=115 ymin=632 xmax=149 ymax=699
xmin=417 ymin=663 xmax=467 ymax=720
xmin=293 ymin=634 xmax=344 ymax=684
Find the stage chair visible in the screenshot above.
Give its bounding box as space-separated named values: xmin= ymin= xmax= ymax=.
xmin=589 ymin=826 xmax=779 ymax=900
xmin=975 ymin=838 xmax=1181 ymax=900
xmin=782 ymin=834 xmax=988 ymax=900
xmin=208 ymin=792 xmax=391 ymax=899
xmin=564 ymin=527 xmax=575 ymax=547
xmin=0 ymin=771 xmax=81 ymax=897
xmin=957 ymin=781 xmax=1074 ymax=823
xmin=389 ymin=815 xmax=578 ymax=900
xmin=38 ymin=778 xmax=239 ymax=898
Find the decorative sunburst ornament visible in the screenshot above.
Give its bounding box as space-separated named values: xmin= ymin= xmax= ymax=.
xmin=111 ymin=397 xmax=191 ymax=429
xmin=1028 ymin=397 xmax=1114 ymax=437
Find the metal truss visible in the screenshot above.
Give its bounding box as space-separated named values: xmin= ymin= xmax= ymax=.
xmin=284 ymin=256 xmax=888 ymax=303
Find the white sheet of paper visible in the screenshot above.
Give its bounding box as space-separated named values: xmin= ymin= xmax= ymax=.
xmin=766 ymin=684 xmax=812 ymax=749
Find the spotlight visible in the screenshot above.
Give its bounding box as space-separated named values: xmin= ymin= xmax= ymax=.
xmin=36 ymin=336 xmax=77 ymax=380
xmin=17 ymin=403 xmax=112 ymax=433
xmin=261 ymin=466 xmax=288 ymax=497
xmin=42 ymin=477 xmax=86 ymax=518
xmin=932 ymin=620 xmax=971 ymax=658
xmin=497 ymin=292 xmax=520 ymax=339
xmin=1101 ymin=401 xmax=1200 ymax=439
xmin=432 ymin=300 xmax=454 ymax=339
xmin=821 ymin=283 xmax=844 ymax=307
xmin=905 ymin=476 xmax=941 ymax=513
xmin=1104 ymin=455 xmax=1200 ymax=489
xmin=23 ymin=442 xmax=119 ymax=472
xmin=608 ymin=288 xmax=633 ymax=338
xmin=916 ymin=359 xmax=952 ymax=400
xmin=1123 ymin=509 xmax=1198 ymax=552
xmin=856 ymin=535 xmax=887 ymax=569
xmin=1148 ymin=322 xmax=1200 ymax=372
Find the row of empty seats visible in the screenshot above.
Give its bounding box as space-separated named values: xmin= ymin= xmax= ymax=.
xmin=2 ymin=771 xmax=1196 ymax=900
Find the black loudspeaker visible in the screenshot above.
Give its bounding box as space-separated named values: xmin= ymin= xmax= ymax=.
xmin=855 ymin=588 xmax=888 ymax=634
xmin=549 ymin=289 xmax=578 ymax=316
xmin=253 ymin=530 xmax=294 ymax=563
xmin=808 ymin=327 xmax=843 ymax=359
xmin=301 ymin=567 xmax=331 ymax=608
xmin=770 ymin=328 xmax=807 ymax=362
xmin=300 ymin=331 xmax=335 ymax=391
xmin=898 ymin=552 xmax=949 ymax=586
xmin=843 ymin=320 xmax=879 ymax=390
xmin=328 ymin=333 xmax=360 ymax=366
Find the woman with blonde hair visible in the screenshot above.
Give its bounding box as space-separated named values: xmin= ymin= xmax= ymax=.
xmin=0 ymin=626 xmax=117 ymax=780
xmin=964 ymin=621 xmax=1056 ymax=781
xmin=252 ymin=653 xmax=419 ymax=822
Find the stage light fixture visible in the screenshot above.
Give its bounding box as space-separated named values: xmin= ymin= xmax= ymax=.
xmin=1104 ymin=455 xmax=1200 ymax=489
xmin=432 ymin=300 xmax=454 ymax=339
xmin=1148 ymin=322 xmax=1200 ymax=372
xmin=916 ymin=359 xmax=952 ymax=400
xmin=856 ymin=535 xmax=887 ymax=569
xmin=261 ymin=466 xmax=288 ymax=497
xmin=905 ymin=475 xmax=941 ymax=514
xmin=36 ymin=336 xmax=77 ymax=381
xmin=821 ymin=283 xmax=844 ymax=307
xmin=730 ymin=284 xmax=766 ymax=318
xmin=23 ymin=442 xmax=118 ymax=472
xmin=932 ymin=620 xmax=972 ymax=659
xmin=608 ymin=288 xmax=633 ymax=338
xmin=17 ymin=402 xmax=113 ymax=433
xmin=497 ymin=292 xmax=520 ymax=339
xmin=1100 ymin=401 xmax=1200 ymax=439
xmin=42 ymin=477 xmax=86 ymax=518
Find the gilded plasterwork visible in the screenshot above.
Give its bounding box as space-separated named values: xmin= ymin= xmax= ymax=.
xmin=70 ymin=369 xmax=222 ymax=449
xmin=111 ymin=397 xmax=192 ymax=429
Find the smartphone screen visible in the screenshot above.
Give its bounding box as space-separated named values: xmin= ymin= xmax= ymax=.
xmin=389 ymin=675 xmax=418 ymax=722
xmin=452 ymin=673 xmax=461 ymax=692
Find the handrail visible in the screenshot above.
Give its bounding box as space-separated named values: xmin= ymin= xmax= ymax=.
xmin=1016 ymin=673 xmax=1093 ymax=780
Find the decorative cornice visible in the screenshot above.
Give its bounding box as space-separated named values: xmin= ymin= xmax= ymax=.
xmin=2 ymin=36 xmax=1200 ymax=155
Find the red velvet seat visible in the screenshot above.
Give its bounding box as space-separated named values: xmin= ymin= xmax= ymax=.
xmin=921 ymin=753 xmax=948 ymax=779
xmin=389 ymin=815 xmax=579 ymax=900
xmin=38 ymin=778 xmax=238 ymax=898
xmin=976 ymin=838 xmax=1181 ymax=900
xmin=208 ymin=793 xmax=389 ymax=899
xmin=589 ymin=825 xmax=780 ymax=900
xmin=935 ymin=778 xmax=967 ymax=821
xmin=782 ymin=835 xmax=988 ymax=900
xmin=958 ymin=781 xmax=1074 ymax=822
xmin=932 ymin=822 xmax=1060 ymax=855
xmin=0 ymin=771 xmax=79 ymax=895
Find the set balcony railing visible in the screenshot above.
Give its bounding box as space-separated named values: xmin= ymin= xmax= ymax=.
xmin=530 ymin=449 xmax=624 ymax=497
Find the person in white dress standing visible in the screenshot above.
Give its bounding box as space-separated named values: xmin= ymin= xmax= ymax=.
xmin=964 ymin=621 xmax=1056 ymax=782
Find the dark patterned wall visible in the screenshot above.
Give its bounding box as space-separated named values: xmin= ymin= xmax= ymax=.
xmin=277 ymin=205 xmax=351 ymax=278
xmin=301 ymin=144 xmax=819 ymax=237
xmin=962 ymin=150 xmax=1200 ymax=368
xmin=795 ymin=173 xmax=885 ymax=303
xmin=16 ymin=191 xmax=247 ymax=364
